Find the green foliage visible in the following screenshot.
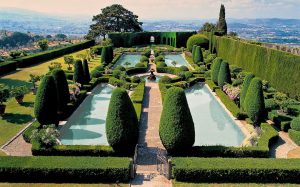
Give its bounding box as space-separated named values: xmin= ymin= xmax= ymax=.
xmin=160 ymin=76 xmax=172 ymax=84
xmin=101 ymin=46 xmax=113 ymax=65
xmin=199 ymin=22 xmax=217 ymax=33
xmin=0 ymin=84 xmax=10 ymax=104
xmin=63 ymin=55 xmax=74 ymax=68
xmin=10 ymin=86 xmax=28 ymax=98
xmin=34 ymin=76 xmax=58 ymax=125
xmin=9 ymin=51 xmax=22 ymax=59
xmin=240 ymin=73 xmax=255 ymax=110
xmin=82 ymin=59 xmax=91 ymax=84
xmin=38 ymin=39 xmax=49 ymax=51
xmin=179 ymin=66 xmax=189 ymax=71
xmin=172 ymin=157 xmax=300 ymax=183
xmin=194 ymin=46 xmax=203 ymax=64
xmin=51 ymin=69 xmax=70 ymax=111
xmin=192 ymin=45 xmax=197 ymax=62
xmin=91 ymin=69 xmax=102 ymax=78
xmin=159 ymin=87 xmax=195 ymax=153
xmin=186 ymin=34 xmax=209 ymax=51
xmin=155 ymin=55 xmax=165 ymax=63
xmin=289 ymin=129 xmax=300 ymax=146
xmin=0 ymin=156 xmax=131 ymax=183
xmin=106 ymin=88 xmax=138 ymax=153
xmin=130 ymin=82 xmax=145 ymax=103
xmin=131 ymin=76 xmax=141 ymax=83
xmin=32 ymin=125 xmax=59 ymax=148
xmin=244 ymin=78 xmax=265 ymax=125
xmin=140 ymin=55 xmax=149 ymax=62
xmin=211 ymin=57 xmax=222 ymax=84
xmin=135 ymin=62 xmax=146 ymax=68
xmin=216 ymin=4 xmax=227 ymax=35
xmin=217 ymin=61 xmax=231 ymax=88
xmin=157 ymin=61 xmax=167 ymax=68
xmin=291 ymin=117 xmax=300 ymax=131
xmin=73 ymin=59 xmax=84 ymax=84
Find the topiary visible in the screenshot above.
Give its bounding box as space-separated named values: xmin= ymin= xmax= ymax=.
xmin=159 ymin=87 xmax=195 ymax=153
xmin=95 ymin=65 xmax=104 ymax=72
xmin=291 ymin=117 xmax=300 ymax=131
xmin=73 ymin=59 xmax=84 ymax=84
xmin=186 ymin=34 xmax=209 ymax=51
xmin=157 ymin=61 xmax=167 ymax=68
xmin=112 ymin=70 xmax=122 ymax=79
xmin=106 ymin=88 xmax=138 ymax=153
xmin=91 ymin=69 xmax=102 ymax=78
xmin=115 ymin=65 xmax=126 ymax=71
xmin=194 ymin=46 xmax=203 ymax=64
xmin=179 ymin=66 xmax=189 ymax=71
xmin=101 ymin=46 xmax=113 ymax=65
xmin=82 ymin=59 xmax=91 ymax=84
xmin=34 ymin=76 xmax=58 ymax=126
xmin=135 ymin=62 xmax=146 ymax=68
xmin=155 ymin=55 xmax=165 ymax=63
xmin=240 ymin=73 xmax=255 ymax=110
xmin=211 ymin=57 xmax=222 ymax=84
xmin=192 ymin=45 xmax=197 ymax=62
xmin=159 ymin=76 xmax=172 ymax=84
xmin=244 ymin=78 xmax=265 ymax=126
xmin=51 ymin=69 xmax=69 ymax=112
xmin=140 ymin=55 xmax=149 ymax=62
xmin=131 ymin=76 xmax=141 ymax=83
xmin=184 ymin=71 xmax=193 ymax=80
xmin=217 ymin=61 xmax=231 ymax=88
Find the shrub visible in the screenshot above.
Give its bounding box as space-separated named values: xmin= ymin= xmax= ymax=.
xmin=0 ymin=84 xmax=10 ymax=105
xmin=51 ymin=69 xmax=70 ymax=112
xmin=244 ymin=78 xmax=265 ymax=125
xmin=179 ymin=66 xmax=189 ymax=71
xmin=131 ymin=76 xmax=141 ymax=83
xmin=82 ymin=59 xmax=91 ymax=84
xmin=101 ymin=46 xmax=111 ymax=65
xmin=291 ymin=117 xmax=300 ymax=131
xmin=135 ymin=62 xmax=146 ymax=68
xmin=184 ymin=71 xmax=193 ymax=80
xmin=114 ymin=65 xmax=126 ymax=71
xmin=289 ymin=129 xmax=300 ymax=146
xmin=160 ymin=76 xmax=172 ymax=84
xmin=130 ymin=82 xmax=145 ymax=103
xmin=265 ymin=98 xmax=279 ymax=111
xmin=73 ymin=59 xmax=84 ymax=84
xmin=240 ymin=73 xmax=255 ymax=110
xmin=106 ymin=88 xmax=138 ymax=153
xmin=34 ymin=76 xmax=58 ymax=125
xmin=186 ymin=34 xmax=209 ymax=51
xmin=155 ymin=55 xmax=165 ymax=63
xmin=91 ymin=69 xmax=102 ymax=78
xmin=217 ymin=61 xmax=231 ymax=88
xmin=23 ymin=121 xmax=40 ymax=143
xmin=95 ymin=65 xmax=104 ymax=72
xmin=157 ymin=61 xmax=167 ymax=68
xmin=194 ymin=46 xmax=203 ymax=64
xmin=140 ymin=55 xmax=149 ymax=62
xmin=159 ymin=87 xmax=195 ymax=153
xmin=31 ymin=125 xmax=59 ymax=149
xmin=211 ymin=57 xmax=222 ymax=84
xmin=112 ymin=69 xmax=122 ymax=79
xmin=232 ymin=79 xmax=243 ymax=87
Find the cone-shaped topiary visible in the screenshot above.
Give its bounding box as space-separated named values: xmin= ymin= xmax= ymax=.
xmin=186 ymin=34 xmax=209 ymax=51
xmin=244 ymin=78 xmax=265 ymax=126
xmin=217 ymin=61 xmax=231 ymax=88
xmin=194 ymin=46 xmax=203 ymax=64
xmin=159 ymin=87 xmax=195 ymax=154
xmin=82 ymin=59 xmax=91 ymax=84
xmin=51 ymin=69 xmax=70 ymax=112
xmin=107 ymin=46 xmax=114 ymax=63
xmin=211 ymin=57 xmax=222 ymax=84
xmin=101 ymin=46 xmax=113 ymax=65
xmin=34 ymin=75 xmax=58 ymax=125
xmin=106 ymin=88 xmax=138 ymax=154
xmin=73 ymin=59 xmax=84 ymax=84
xmin=240 ymin=73 xmax=255 ymax=111
xmin=192 ymin=45 xmax=197 ymax=63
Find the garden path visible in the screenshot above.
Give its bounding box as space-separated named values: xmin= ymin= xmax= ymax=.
xmin=270 ymin=130 xmax=298 ymax=158
xmin=131 ymin=62 xmax=172 ymax=187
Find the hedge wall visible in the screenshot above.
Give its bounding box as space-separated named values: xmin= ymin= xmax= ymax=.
xmin=0 ymin=156 xmax=131 ymax=183
xmin=16 ymin=40 xmax=95 ymax=68
xmin=172 ymin=157 xmax=300 ymax=183
xmin=0 ymin=61 xmax=17 ymax=76
xmin=214 ymin=37 xmax=300 ymax=99
xmin=108 ymin=32 xmax=195 ymax=48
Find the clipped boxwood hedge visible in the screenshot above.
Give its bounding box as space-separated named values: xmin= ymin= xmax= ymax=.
xmin=130 ymin=82 xmax=145 ymax=103
xmin=172 ymin=157 xmax=300 ymax=183
xmin=0 ymin=156 xmax=130 ymax=183
xmin=0 ymin=60 xmax=17 ymax=76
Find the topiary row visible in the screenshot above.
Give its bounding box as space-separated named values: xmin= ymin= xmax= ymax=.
xmin=211 ymin=58 xmax=231 ymax=88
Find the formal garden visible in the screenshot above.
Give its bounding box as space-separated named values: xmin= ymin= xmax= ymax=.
xmin=1 ymin=4 xmax=300 ymax=187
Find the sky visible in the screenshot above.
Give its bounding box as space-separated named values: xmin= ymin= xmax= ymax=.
xmin=0 ymin=0 xmax=299 ymax=20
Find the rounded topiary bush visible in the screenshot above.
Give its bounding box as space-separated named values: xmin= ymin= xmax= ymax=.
xmin=211 ymin=57 xmax=222 ymax=84
xmin=186 ymin=34 xmax=209 ymax=51
xmin=160 ymin=76 xmax=172 ymax=84
xmin=135 ymin=62 xmax=146 ymax=68
xmin=131 ymin=76 xmax=141 ymax=83
xmin=155 ymin=55 xmax=165 ymax=63
xmin=73 ymin=59 xmax=84 ymax=84
xmin=194 ymin=46 xmax=203 ymax=64
xmin=91 ymin=69 xmax=102 ymax=78
xmin=115 ymin=65 xmax=126 ymax=71
xmin=159 ymin=87 xmax=195 ymax=153
xmin=291 ymin=118 xmax=300 ymax=131
xmin=179 ymin=66 xmax=189 ymax=71
xmin=82 ymin=59 xmax=91 ymax=84
xmin=106 ymin=88 xmax=138 ymax=153
xmin=244 ymin=78 xmax=265 ymax=125
xmin=217 ymin=61 xmax=231 ymax=88
xmin=140 ymin=56 xmax=149 ymax=62
xmin=240 ymin=73 xmax=255 ymax=110
xmin=157 ymin=61 xmax=167 ymax=68
xmin=51 ymin=69 xmax=69 ymax=112
xmin=34 ymin=75 xmax=58 ymax=125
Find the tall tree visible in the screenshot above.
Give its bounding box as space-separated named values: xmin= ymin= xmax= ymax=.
xmin=217 ymin=4 xmax=227 ymax=35
xmin=86 ymin=4 xmax=143 ymax=40
xmin=199 ymin=22 xmax=216 ymax=33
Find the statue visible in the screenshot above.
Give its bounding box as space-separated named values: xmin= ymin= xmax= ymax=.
xmin=147 ymin=68 xmax=156 ymax=81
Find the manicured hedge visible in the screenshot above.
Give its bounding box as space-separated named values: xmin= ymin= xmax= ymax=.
xmin=0 ymin=61 xmax=17 ymax=76
xmin=289 ymin=129 xmax=300 ymax=146
xmin=217 ymin=61 xmax=231 ymax=88
xmin=130 ymin=82 xmax=145 ymax=103
xmin=172 ymin=157 xmax=300 ymax=183
xmin=126 ymin=67 xmax=147 ymax=75
xmin=211 ymin=57 xmax=222 ymax=84
xmin=0 ymin=156 xmax=131 ymax=183
xmin=82 ymin=59 xmax=91 ymax=84
xmin=186 ymin=34 xmax=209 ymax=51
xmin=240 ymin=73 xmax=255 ymax=111
xmin=52 ymin=69 xmax=70 ymax=112
xmin=214 ymin=36 xmax=300 ymax=99
xmin=16 ymin=40 xmax=95 ymax=68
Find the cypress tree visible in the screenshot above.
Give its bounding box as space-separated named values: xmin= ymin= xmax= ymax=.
xmin=211 ymin=57 xmax=222 ymax=84
xmin=244 ymin=78 xmax=265 ymax=126
xmin=73 ymin=59 xmax=84 ymax=84
xmin=106 ymin=88 xmax=138 ymax=154
xmin=240 ymin=73 xmax=255 ymax=110
xmin=217 ymin=4 xmax=227 ymax=35
xmin=51 ymin=69 xmax=70 ymax=112
xmin=159 ymin=87 xmax=195 ymax=154
xmin=34 ymin=76 xmax=58 ymax=125
xmin=82 ymin=59 xmax=91 ymax=84
xmin=192 ymin=45 xmax=197 ymax=62
xmin=101 ymin=47 xmax=108 ymax=65
xmin=107 ymin=46 xmax=114 ymax=63
xmin=194 ymin=46 xmax=203 ymax=64
xmin=217 ymin=61 xmax=231 ymax=88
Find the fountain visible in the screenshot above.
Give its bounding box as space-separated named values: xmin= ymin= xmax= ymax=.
xmin=147 ymin=68 xmax=156 ymax=81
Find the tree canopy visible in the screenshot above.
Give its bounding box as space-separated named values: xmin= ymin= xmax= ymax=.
xmin=199 ymin=22 xmax=216 ymax=33
xmin=86 ymin=4 xmax=143 ymax=39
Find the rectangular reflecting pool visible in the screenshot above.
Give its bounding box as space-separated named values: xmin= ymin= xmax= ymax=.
xmin=114 ymin=54 xmax=141 ymax=68
xmin=60 ymin=84 xmax=114 ymax=145
xmin=165 ymin=54 xmax=189 ymax=67
xmin=185 ymin=83 xmax=245 ymax=147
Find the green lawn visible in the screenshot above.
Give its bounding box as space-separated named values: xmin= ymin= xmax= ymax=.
xmin=0 ymin=184 xmax=128 ymax=187
xmin=173 ymin=181 xmax=299 ymax=187
xmin=0 ymin=49 xmax=100 ymax=147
